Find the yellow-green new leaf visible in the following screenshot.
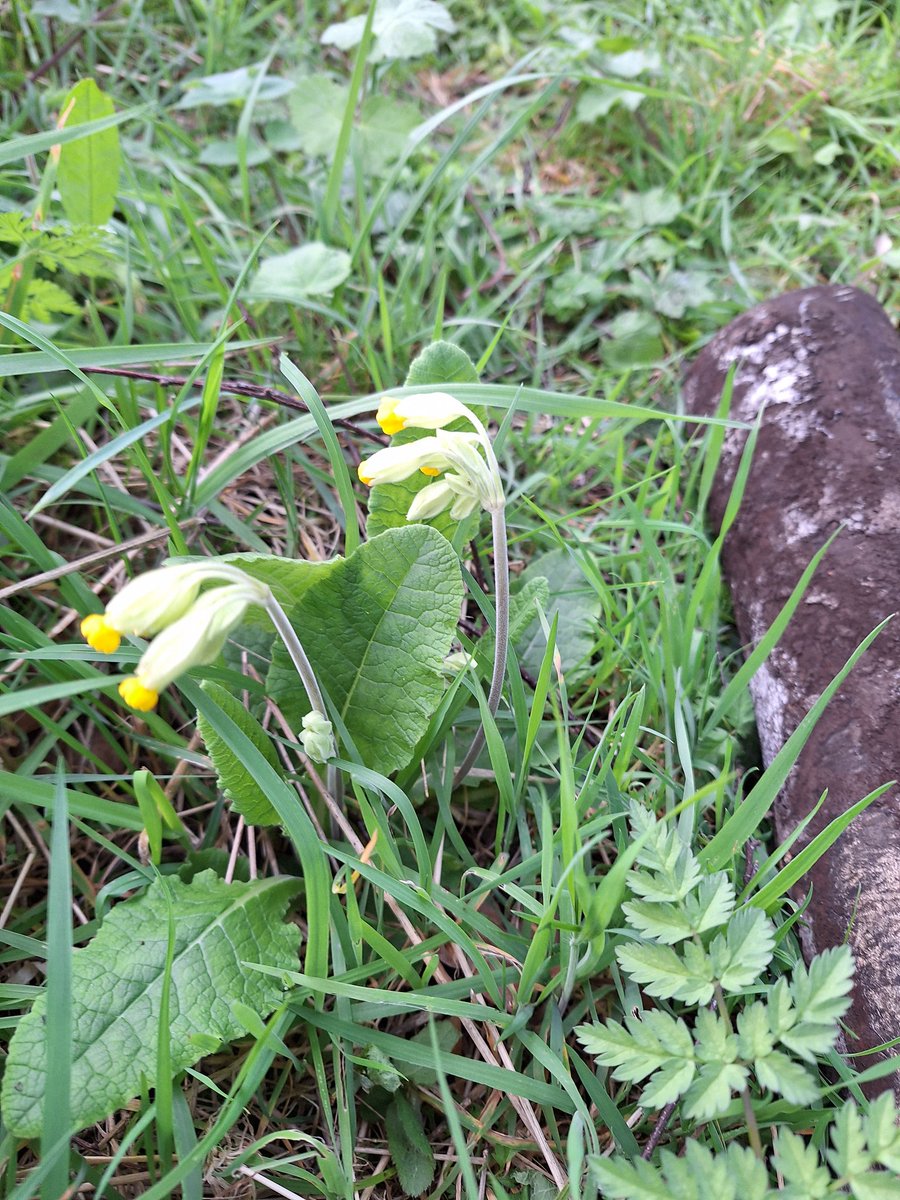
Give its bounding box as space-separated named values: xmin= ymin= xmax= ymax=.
xmin=57 ymin=79 xmax=122 ymax=227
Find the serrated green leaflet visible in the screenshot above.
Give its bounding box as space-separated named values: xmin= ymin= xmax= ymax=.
xmin=267 ymin=526 xmax=463 ymax=775
xmin=1 ymin=871 xmax=299 ymax=1137
xmin=197 ymin=682 xmax=281 ymax=826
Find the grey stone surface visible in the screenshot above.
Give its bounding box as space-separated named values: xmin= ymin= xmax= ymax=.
xmin=683 ymin=284 xmax=900 ymax=1088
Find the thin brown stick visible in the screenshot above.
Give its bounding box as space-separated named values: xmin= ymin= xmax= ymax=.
xmin=82 ymin=366 xmax=385 ymax=444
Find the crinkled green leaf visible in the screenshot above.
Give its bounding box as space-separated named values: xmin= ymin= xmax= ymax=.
xmin=197 ymin=681 xmax=281 ymax=826
xmin=1 ymin=871 xmax=299 ymax=1136
xmin=267 ymin=526 xmax=463 ymax=775
xmin=222 ymin=552 xmax=341 ymax=625
xmin=385 ymin=1093 xmax=435 ymax=1196
xmin=517 ymin=549 xmax=602 ymax=676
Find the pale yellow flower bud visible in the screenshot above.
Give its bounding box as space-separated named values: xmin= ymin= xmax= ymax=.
xmin=300 ymin=711 xmax=335 ymax=763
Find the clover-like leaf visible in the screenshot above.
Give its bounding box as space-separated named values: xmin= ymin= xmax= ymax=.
xmin=1 ymin=871 xmax=299 ymax=1137
xmin=248 ymin=243 xmax=352 ymax=302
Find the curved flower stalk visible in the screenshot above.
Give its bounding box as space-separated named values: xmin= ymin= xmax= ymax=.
xmin=358 ymin=391 xmax=509 ymax=781
xmin=81 ymin=562 xmax=335 ymax=763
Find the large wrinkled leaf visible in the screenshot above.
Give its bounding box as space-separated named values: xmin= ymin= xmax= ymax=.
xmin=268 ymin=526 xmax=463 ymax=775
xmin=248 ymin=243 xmax=352 ymax=302
xmin=2 ymin=871 xmax=299 ymax=1137
xmin=57 ymin=79 xmax=121 ymax=226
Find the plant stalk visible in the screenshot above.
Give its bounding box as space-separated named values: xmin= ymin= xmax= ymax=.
xmin=454 ymin=503 xmax=509 ymax=784
xmin=265 ymin=595 xmax=327 ymax=717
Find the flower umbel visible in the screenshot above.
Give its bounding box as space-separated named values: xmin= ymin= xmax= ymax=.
xmin=362 ymin=390 xmax=510 ymax=782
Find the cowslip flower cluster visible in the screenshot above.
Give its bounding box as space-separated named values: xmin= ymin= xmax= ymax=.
xmin=359 ymin=390 xmax=510 ymax=782
xmin=81 ymin=563 xmax=269 ymax=712
xmin=357 ymin=392 xmax=504 ymax=519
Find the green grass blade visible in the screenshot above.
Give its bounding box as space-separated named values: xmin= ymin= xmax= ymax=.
xmin=41 ymin=766 xmax=73 ymax=1200
xmin=700 ymin=618 xmax=890 ymax=870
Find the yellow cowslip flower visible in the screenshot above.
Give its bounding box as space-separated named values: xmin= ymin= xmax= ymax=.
xmin=357 ymin=435 xmax=466 ymax=487
xmin=376 ymin=392 xmax=468 ymax=436
xmin=80 ymin=613 xmax=122 ymax=654
xmin=81 ymin=562 xmax=258 ymax=654
xmin=118 ymin=582 xmax=267 ymax=712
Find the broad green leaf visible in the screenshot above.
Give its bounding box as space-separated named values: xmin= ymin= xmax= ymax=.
xmin=198 ymin=138 xmax=271 ymax=167
xmin=517 ymin=549 xmax=602 ymax=676
xmin=176 ymin=63 xmax=294 ymax=108
xmin=576 ymin=84 xmax=645 ymax=121
xmin=267 ymin=526 xmax=463 ymax=775
xmin=603 ymin=310 xmax=664 ymax=370
xmin=404 ymin=341 xmax=479 ymax=387
xmin=289 ymin=77 xmax=419 ymax=174
xmin=1 ymin=871 xmax=299 ymax=1137
xmin=57 ymin=79 xmax=122 ymax=227
xmin=321 ymin=0 xmax=455 ymax=61
xmin=222 ymin=551 xmax=341 ymax=623
xmin=248 ymin=243 xmax=351 ymax=302
xmin=366 ymin=341 xmax=480 ymax=539
xmin=385 ymin=1094 xmax=435 ymax=1196
xmin=197 ymin=682 xmax=281 ymax=826
xmin=620 ymin=188 xmax=682 ymax=228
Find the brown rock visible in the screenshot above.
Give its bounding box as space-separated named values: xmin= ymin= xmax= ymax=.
xmin=683 ymin=284 xmax=900 ymax=1085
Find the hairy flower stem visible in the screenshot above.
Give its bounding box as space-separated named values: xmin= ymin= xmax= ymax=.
xmin=265 ymin=595 xmax=327 ymax=717
xmin=454 ymin=504 xmax=509 ymax=785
